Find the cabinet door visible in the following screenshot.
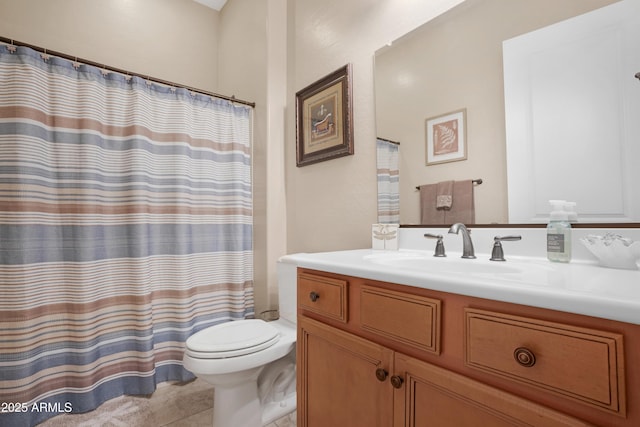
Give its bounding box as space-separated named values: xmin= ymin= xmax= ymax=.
xmin=298 ymin=316 xmax=393 ymax=427
xmin=393 ymin=353 xmax=591 ymax=427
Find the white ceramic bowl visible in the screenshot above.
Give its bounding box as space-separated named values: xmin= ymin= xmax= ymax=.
xmin=580 ymin=233 xmax=640 ymax=270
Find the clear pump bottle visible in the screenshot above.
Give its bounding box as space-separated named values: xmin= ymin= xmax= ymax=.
xmin=547 ymin=200 xmax=572 ymax=263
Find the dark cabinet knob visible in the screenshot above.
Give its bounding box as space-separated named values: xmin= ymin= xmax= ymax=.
xmin=514 ymin=347 xmax=536 ymax=367
xmin=375 ymin=368 xmax=388 ymax=382
xmin=309 ymin=291 xmax=320 ymax=302
xmin=390 ymin=375 xmax=404 ymax=389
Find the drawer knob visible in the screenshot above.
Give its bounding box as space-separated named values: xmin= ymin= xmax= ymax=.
xmin=309 ymin=291 xmax=320 ymax=302
xmin=375 ymin=368 xmax=388 ymax=382
xmin=390 ymin=375 xmax=404 ymax=389
xmin=514 ymin=347 xmax=536 ymax=367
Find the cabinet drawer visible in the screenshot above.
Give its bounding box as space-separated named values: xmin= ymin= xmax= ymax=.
xmin=298 ymin=272 xmax=348 ymax=322
xmin=361 ymin=285 xmax=441 ymax=354
xmin=464 ymin=308 xmax=625 ymax=416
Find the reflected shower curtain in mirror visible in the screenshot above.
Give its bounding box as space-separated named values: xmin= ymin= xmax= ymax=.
xmin=376 ymin=138 xmax=400 ymax=224
xmin=0 ymin=45 xmax=253 ymax=427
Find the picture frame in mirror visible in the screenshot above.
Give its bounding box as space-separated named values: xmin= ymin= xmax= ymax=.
xmin=425 ymin=108 xmax=467 ymax=166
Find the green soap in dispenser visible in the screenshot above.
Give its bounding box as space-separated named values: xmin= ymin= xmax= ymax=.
xmin=547 ymin=200 xmax=571 ymax=263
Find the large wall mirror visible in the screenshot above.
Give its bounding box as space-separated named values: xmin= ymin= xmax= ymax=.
xmin=374 ymin=0 xmax=640 ymax=225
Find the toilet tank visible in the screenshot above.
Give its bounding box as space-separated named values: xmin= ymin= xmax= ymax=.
xmin=276 ymin=255 xmax=298 ymax=324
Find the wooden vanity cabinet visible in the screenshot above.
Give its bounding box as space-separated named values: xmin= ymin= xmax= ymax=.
xmin=297 ymin=268 xmax=640 ymax=427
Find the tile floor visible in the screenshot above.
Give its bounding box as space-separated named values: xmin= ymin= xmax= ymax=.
xmin=38 ymin=379 xmax=296 ymax=427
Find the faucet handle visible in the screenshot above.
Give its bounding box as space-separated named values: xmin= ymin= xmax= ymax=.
xmin=424 ymin=233 xmax=446 ymax=257
xmin=495 ymin=235 xmax=522 ymax=242
xmin=490 ymin=235 xmax=522 ymax=261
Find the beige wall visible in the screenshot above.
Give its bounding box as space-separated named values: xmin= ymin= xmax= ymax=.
xmin=217 ymin=0 xmax=288 ymax=315
xmin=286 ymin=0 xmax=465 ymax=254
xmin=375 ymin=0 xmax=617 ymax=224
xmin=0 ymin=0 xmax=220 ymax=91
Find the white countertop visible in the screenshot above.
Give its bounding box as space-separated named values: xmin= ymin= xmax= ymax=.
xmin=283 ymin=248 xmax=640 ymax=325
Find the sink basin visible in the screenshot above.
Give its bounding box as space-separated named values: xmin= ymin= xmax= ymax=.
xmin=363 ymin=251 xmax=527 ymax=276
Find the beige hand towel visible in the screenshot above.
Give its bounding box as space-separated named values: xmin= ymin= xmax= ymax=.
xmin=443 ymin=180 xmax=475 ymax=224
xmin=436 ymin=180 xmax=454 ymax=210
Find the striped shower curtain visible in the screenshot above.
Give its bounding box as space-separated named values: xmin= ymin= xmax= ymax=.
xmin=0 ymin=45 xmax=253 ymax=427
xmin=376 ymin=138 xmax=400 ymax=224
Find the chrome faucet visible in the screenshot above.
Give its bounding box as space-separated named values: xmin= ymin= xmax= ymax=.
xmin=448 ymin=223 xmax=476 ymax=259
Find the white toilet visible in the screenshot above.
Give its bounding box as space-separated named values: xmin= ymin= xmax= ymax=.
xmin=183 ymin=256 xmax=298 ymax=427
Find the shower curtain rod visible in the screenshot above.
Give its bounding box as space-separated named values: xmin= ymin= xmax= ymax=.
xmin=0 ymin=36 xmax=256 ymax=108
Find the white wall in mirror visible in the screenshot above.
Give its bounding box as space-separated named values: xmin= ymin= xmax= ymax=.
xmin=504 ymin=0 xmax=640 ymax=223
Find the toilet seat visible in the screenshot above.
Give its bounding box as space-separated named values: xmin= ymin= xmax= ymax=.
xmin=186 ymin=319 xmax=281 ymax=359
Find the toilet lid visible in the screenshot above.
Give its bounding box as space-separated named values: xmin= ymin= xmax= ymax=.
xmin=186 ymin=319 xmax=280 ymax=358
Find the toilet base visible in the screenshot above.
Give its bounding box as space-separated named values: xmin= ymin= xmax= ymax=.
xmin=212 ymin=378 xmax=262 ymax=427
xmin=198 ymin=349 xmax=296 ymax=427
xmin=210 ymin=377 xmax=296 ymax=427
xmin=262 ymin=392 xmax=296 ymax=425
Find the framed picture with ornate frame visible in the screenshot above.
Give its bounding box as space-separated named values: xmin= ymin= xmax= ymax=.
xmin=296 ymin=64 xmax=354 ymax=167
xmin=425 ymin=108 xmax=467 ymax=166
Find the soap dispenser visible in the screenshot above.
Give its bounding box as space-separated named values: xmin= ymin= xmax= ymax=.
xmin=547 ymin=200 xmax=572 ymax=263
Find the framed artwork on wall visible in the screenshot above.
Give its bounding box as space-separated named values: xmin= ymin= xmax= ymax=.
xmin=296 ymin=64 xmax=353 ymax=167
xmin=425 ymin=108 xmax=467 ymax=166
